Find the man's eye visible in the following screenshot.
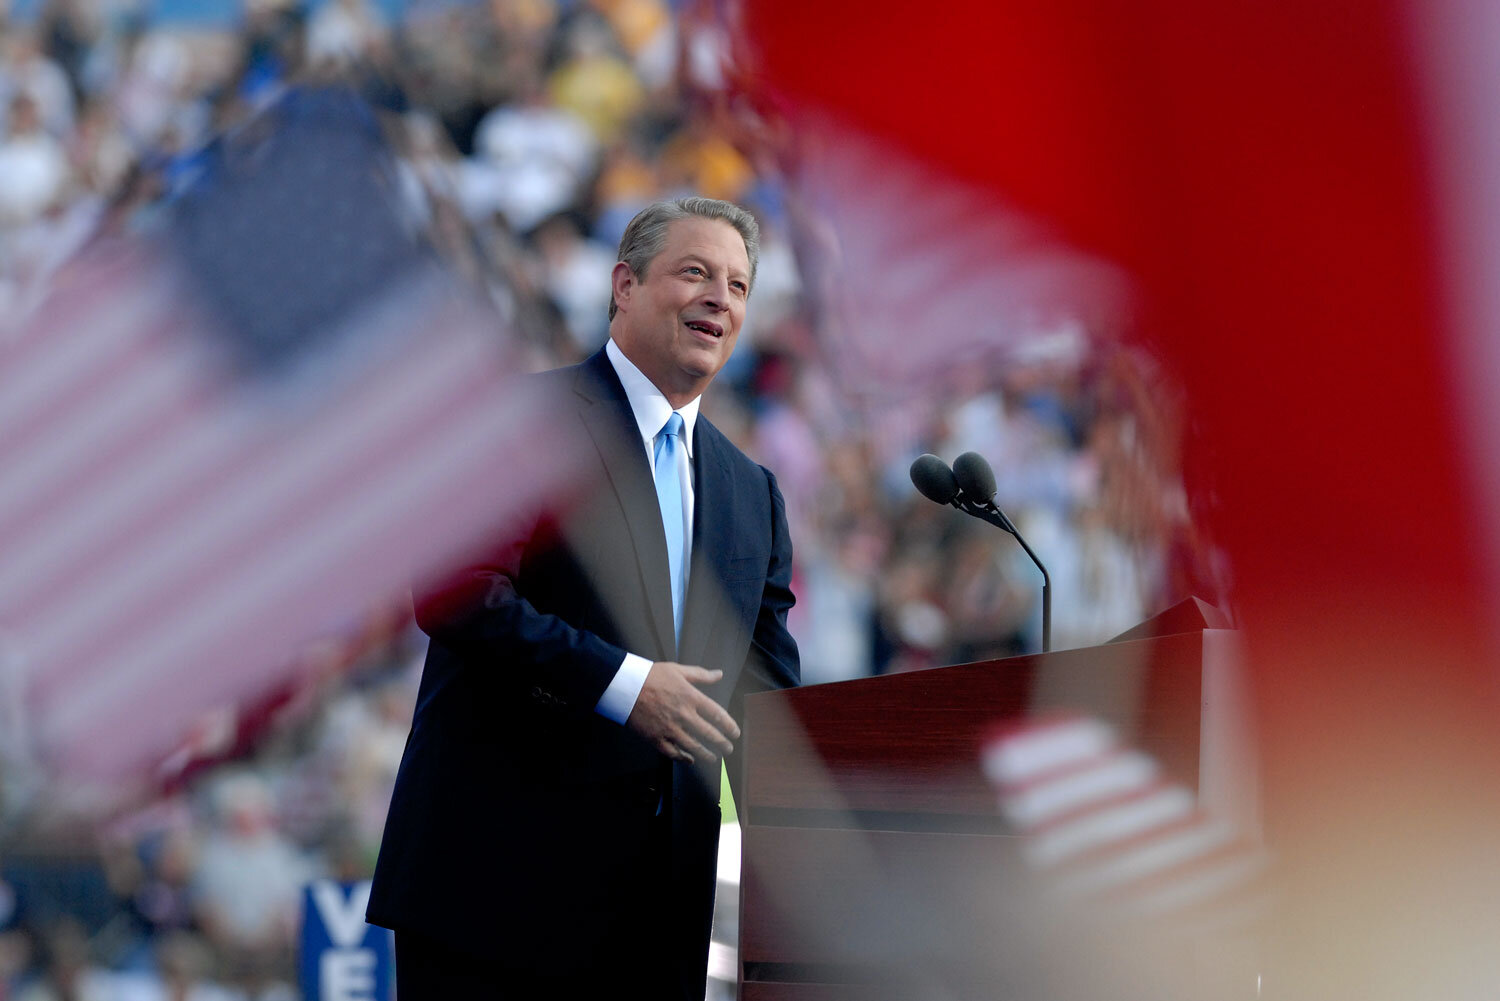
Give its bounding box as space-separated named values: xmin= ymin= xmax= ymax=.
xmin=731 ymin=282 xmax=748 ymax=294
xmin=685 ymin=266 xmax=705 ymax=276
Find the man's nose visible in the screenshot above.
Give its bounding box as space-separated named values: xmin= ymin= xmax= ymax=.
xmin=700 ymin=277 xmax=731 ymax=310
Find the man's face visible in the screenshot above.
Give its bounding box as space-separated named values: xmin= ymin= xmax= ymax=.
xmin=611 ymin=217 xmax=750 ymax=407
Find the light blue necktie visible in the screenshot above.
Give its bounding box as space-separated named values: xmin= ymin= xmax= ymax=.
xmin=654 ymin=412 xmax=687 ymax=644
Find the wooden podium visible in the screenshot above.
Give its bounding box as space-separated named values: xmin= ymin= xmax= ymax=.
xmin=736 ymin=598 xmax=1253 ymax=1000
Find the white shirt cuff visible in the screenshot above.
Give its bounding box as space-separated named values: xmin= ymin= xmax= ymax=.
xmin=594 ymin=652 xmax=653 ymax=724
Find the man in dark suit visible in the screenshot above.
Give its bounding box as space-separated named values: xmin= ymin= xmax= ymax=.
xmin=366 ymin=197 xmax=800 ymax=999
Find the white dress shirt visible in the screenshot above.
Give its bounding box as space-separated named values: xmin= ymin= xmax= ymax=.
xmin=593 ymin=339 xmax=700 ymax=724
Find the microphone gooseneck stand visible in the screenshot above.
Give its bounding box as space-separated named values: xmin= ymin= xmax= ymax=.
xmin=910 ymin=452 xmax=1052 ymax=653
xmin=950 ymin=492 xmax=1051 ymax=654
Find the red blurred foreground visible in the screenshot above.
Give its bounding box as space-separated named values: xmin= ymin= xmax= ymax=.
xmin=749 ymin=1 xmax=1500 ymax=996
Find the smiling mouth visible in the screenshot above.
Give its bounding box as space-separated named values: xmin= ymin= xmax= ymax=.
xmin=684 ymin=319 xmax=723 ymax=339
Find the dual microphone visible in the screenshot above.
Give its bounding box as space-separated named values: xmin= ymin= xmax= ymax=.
xmin=909 ymin=451 xmax=1052 ymax=653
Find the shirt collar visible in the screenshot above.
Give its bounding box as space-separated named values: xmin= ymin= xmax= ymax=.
xmin=605 ymin=339 xmax=699 ymax=457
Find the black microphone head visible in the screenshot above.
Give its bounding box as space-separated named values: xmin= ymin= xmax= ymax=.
xmin=952 ymin=451 xmax=997 ymax=504
xmin=910 ymin=453 xmax=960 ymax=505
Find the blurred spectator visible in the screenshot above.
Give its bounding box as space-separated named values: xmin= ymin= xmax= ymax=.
xmin=545 ymin=12 xmax=645 ymax=145
xmin=0 ymin=92 xmax=71 ymax=226
xmin=593 ymin=0 xmax=677 ymax=92
xmin=315 ymin=677 xmax=417 ymax=870
xmin=531 ymin=210 xmax=615 ymax=352
xmin=942 ymin=526 xmax=1033 ymax=663
xmin=114 ymin=31 xmax=195 ymax=149
xmin=0 ymin=31 xmax=75 ymax=139
xmin=13 ymin=918 xmax=110 ymax=1001
xmin=189 ymin=774 xmax=308 ymax=998
xmin=69 ymin=101 xmax=133 ymax=197
xmin=660 ymin=116 xmax=753 ymax=202
xmin=0 ymin=922 xmax=33 ymax=999
xmin=464 ymin=83 xmax=598 ymax=231
xmin=305 ymin=0 xmax=387 ymax=70
xmin=795 ymin=525 xmax=882 ymax=685
xmin=107 ymin=932 xmax=241 ymax=1001
xmin=731 ymin=215 xmax=801 ymax=351
xmin=239 ymin=0 xmax=306 ymax=107
xmin=131 ymin=828 xmax=199 ymax=950
xmin=591 ymin=136 xmax=660 ymax=245
xmin=875 ymin=544 xmax=950 ymax=675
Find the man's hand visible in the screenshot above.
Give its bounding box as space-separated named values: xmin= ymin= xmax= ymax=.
xmin=627 ymin=662 xmax=741 ymax=763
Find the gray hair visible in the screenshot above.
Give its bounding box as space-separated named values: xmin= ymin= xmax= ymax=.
xmin=609 ymin=197 xmax=760 ymax=320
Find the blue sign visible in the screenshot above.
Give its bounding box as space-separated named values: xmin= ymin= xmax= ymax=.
xmin=299 ymin=880 xmax=393 ymax=1001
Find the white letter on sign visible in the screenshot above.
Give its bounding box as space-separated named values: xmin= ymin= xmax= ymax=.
xmin=321 ymin=949 xmax=376 ymax=1001
xmin=311 ymin=880 xmax=373 ymax=948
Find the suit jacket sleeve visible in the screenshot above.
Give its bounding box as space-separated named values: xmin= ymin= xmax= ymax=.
xmin=724 ymin=466 xmax=801 ymax=813
xmin=412 ymin=514 xmax=629 ymax=715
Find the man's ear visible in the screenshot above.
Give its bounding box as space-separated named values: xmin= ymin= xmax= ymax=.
xmin=610 ymin=262 xmax=635 ymax=312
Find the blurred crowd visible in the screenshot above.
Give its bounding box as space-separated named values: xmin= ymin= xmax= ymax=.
xmin=0 ymin=0 xmax=1221 ymax=997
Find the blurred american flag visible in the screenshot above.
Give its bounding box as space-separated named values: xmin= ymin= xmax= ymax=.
xmin=984 ymin=715 xmax=1268 ymax=931
xmin=0 ymin=87 xmax=573 ymax=804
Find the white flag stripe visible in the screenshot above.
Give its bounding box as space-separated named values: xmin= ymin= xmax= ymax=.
xmin=24 ymin=317 xmax=498 ymax=680
xmin=1124 ymin=853 xmax=1267 ymax=917
xmin=1003 ymin=751 xmax=1158 ymax=827
xmin=42 ymin=381 xmax=546 ymax=753
xmin=1024 ymin=785 xmax=1196 ymax=866
xmin=6 ymin=296 xmax=480 ymax=636
xmin=982 ymin=717 xmax=1113 ymax=786
xmin=1053 ymin=821 xmax=1237 ymax=898
xmin=0 ymin=268 xmax=159 ymax=436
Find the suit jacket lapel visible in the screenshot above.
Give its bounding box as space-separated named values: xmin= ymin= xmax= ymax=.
xmin=574 ymin=351 xmax=677 ymax=658
xmin=678 ymin=420 xmax=735 ymax=667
